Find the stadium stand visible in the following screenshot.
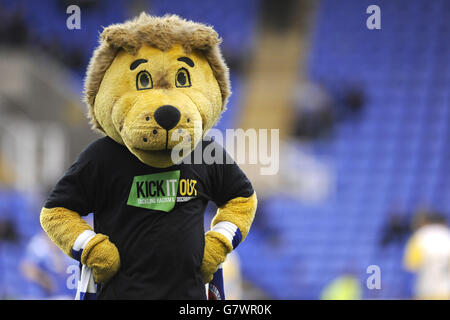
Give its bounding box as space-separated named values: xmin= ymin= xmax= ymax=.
xmin=0 ymin=190 xmax=42 ymax=298
xmin=238 ymin=0 xmax=449 ymax=299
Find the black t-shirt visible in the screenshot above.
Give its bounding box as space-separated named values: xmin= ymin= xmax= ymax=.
xmin=44 ymin=136 xmax=253 ymax=299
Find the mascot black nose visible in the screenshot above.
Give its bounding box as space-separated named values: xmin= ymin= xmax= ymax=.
xmin=154 ymin=105 xmax=181 ymax=131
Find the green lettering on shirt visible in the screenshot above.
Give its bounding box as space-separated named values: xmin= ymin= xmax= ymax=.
xmin=127 ymin=170 xmax=180 ymax=212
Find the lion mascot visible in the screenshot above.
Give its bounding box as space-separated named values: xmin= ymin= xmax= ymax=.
xmin=40 ymin=13 xmax=257 ymax=300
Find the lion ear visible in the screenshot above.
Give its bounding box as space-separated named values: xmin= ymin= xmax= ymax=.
xmin=101 ymin=27 xmax=139 ymax=54
xmin=184 ymin=26 xmax=220 ymax=52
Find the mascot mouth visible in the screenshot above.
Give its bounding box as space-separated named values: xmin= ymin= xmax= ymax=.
xmin=119 ymin=104 xmax=195 ymax=152
xmin=122 ymin=125 xmax=194 ymax=153
xmin=121 ymin=128 xmax=168 ymax=151
xmin=133 ymin=132 xmax=170 ymax=151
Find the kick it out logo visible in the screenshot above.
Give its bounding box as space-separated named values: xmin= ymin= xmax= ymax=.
xmin=127 ymin=171 xmax=198 ymax=212
xmin=127 ymin=171 xmax=179 ymax=212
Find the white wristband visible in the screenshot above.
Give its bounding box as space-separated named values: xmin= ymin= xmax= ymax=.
xmin=212 ymin=221 xmax=242 ymax=249
xmin=72 ymin=230 xmax=96 ymax=262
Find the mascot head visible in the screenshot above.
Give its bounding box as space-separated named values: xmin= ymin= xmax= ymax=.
xmin=84 ymin=13 xmax=230 ymax=167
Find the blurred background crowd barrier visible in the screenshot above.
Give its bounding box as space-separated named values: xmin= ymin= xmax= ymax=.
xmin=0 ymin=0 xmax=449 ymax=299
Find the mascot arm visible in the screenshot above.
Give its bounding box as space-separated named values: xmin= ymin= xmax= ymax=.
xmin=201 ymin=192 xmax=257 ymax=283
xmin=40 ymin=207 xmax=120 ymax=284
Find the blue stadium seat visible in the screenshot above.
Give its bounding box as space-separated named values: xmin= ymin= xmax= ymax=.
xmin=239 ymin=0 xmax=450 ymax=299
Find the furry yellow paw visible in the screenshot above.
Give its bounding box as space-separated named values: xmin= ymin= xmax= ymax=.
xmin=201 ymin=231 xmax=230 ymax=283
xmin=81 ymin=234 xmax=120 ymax=284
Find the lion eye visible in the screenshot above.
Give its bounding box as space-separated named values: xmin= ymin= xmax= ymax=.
xmin=175 ymin=68 xmax=191 ymax=88
xmin=136 ymin=70 xmax=153 ymax=90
